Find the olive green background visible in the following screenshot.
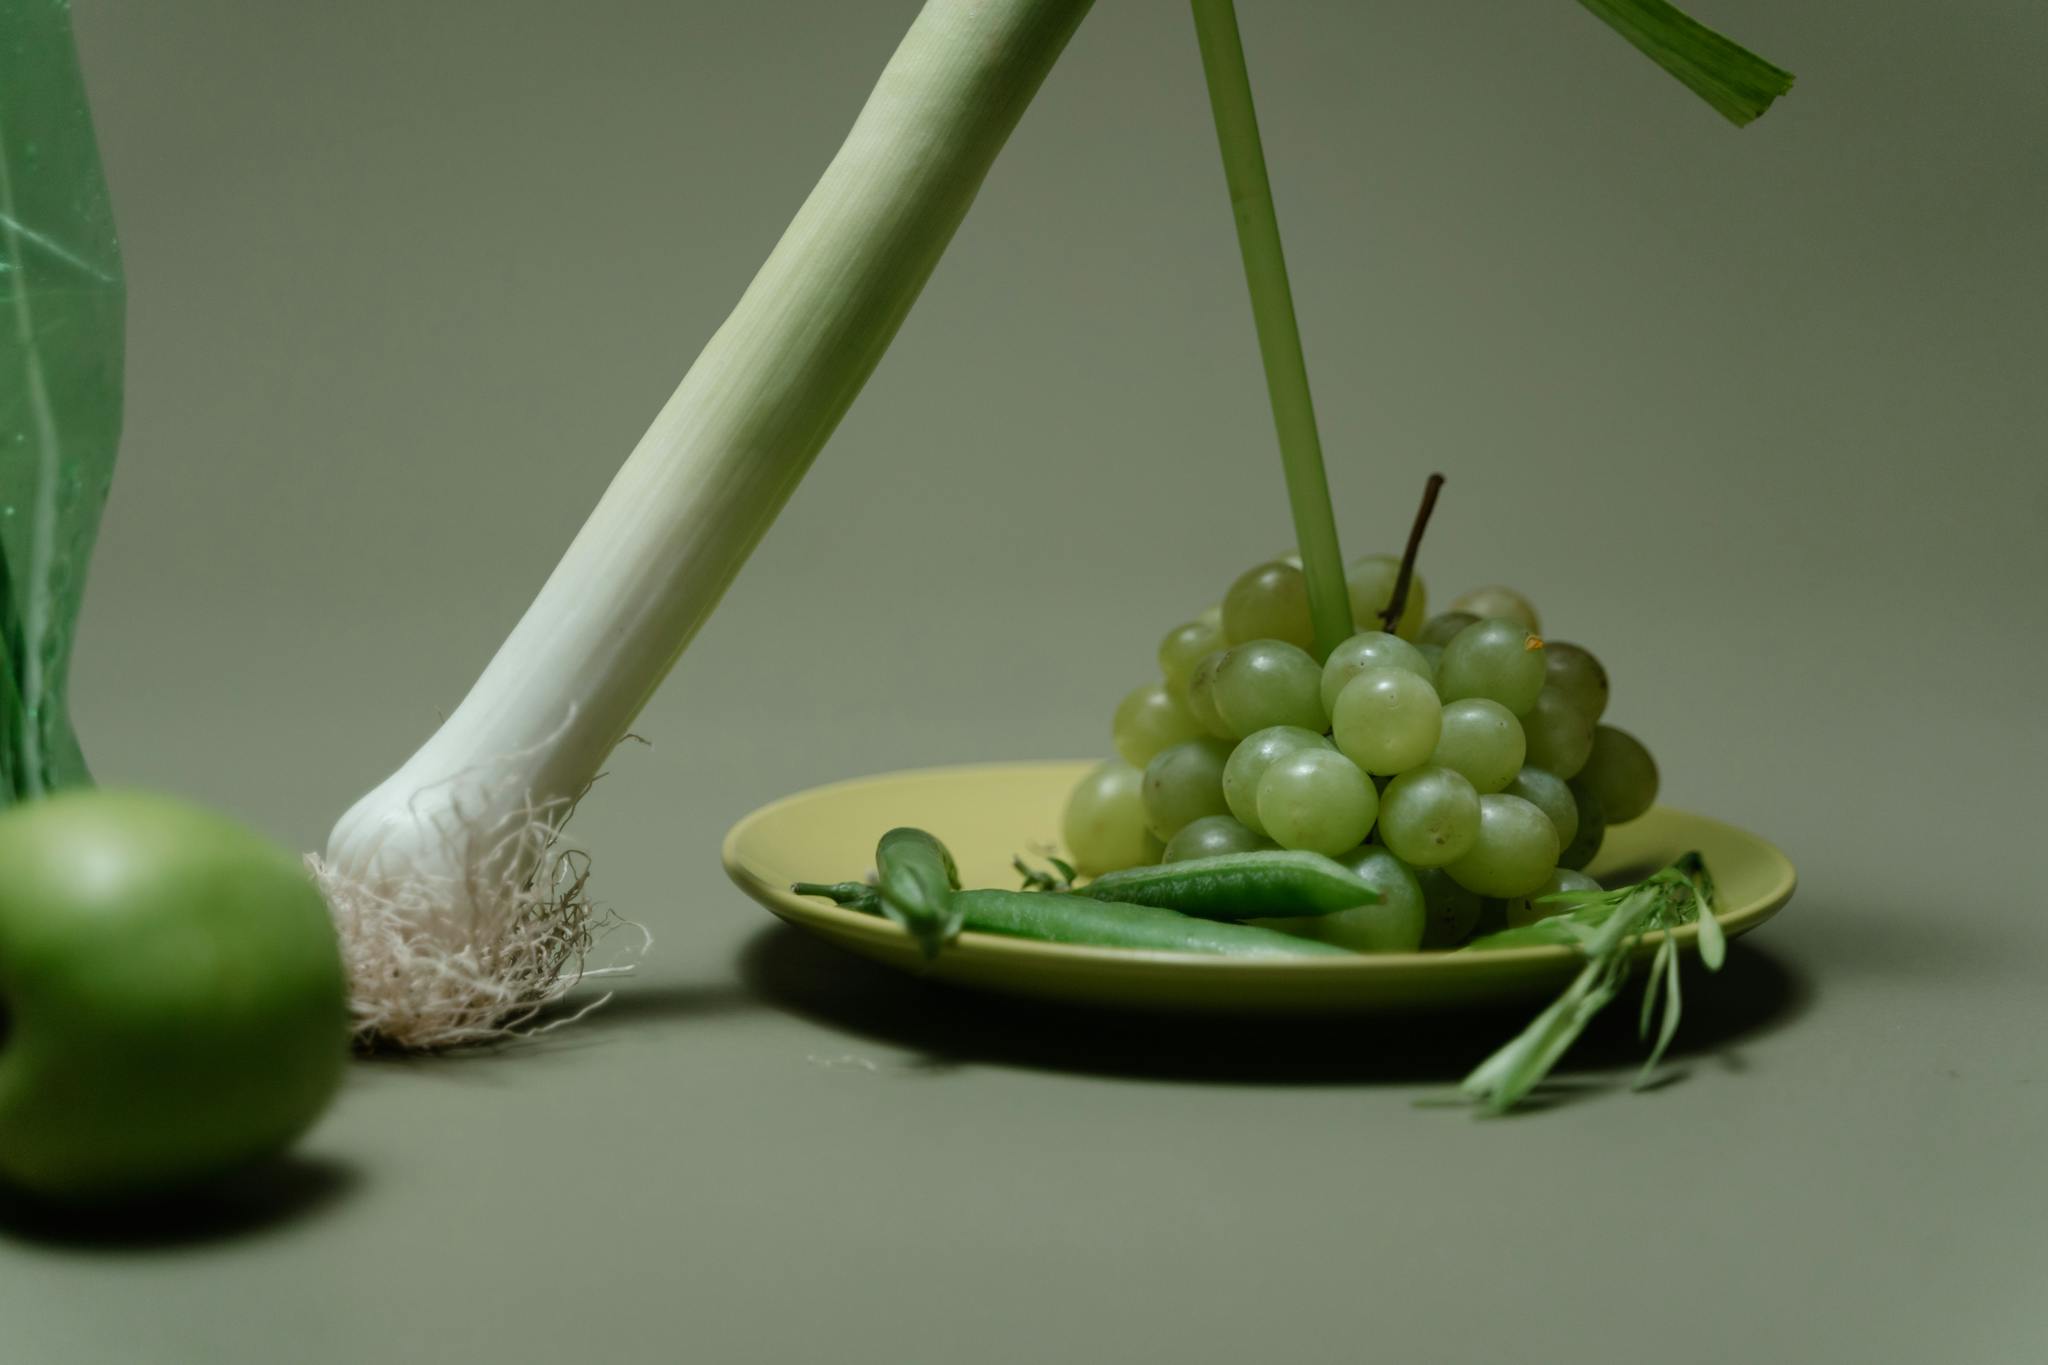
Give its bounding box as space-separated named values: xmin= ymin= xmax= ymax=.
xmin=5 ymin=0 xmax=2044 ymax=1360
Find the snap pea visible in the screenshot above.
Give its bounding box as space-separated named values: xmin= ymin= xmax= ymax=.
xmin=1073 ymin=850 xmax=1380 ymax=920
xmin=874 ymin=827 xmax=962 ymax=958
xmin=793 ymin=881 xmax=1350 ymax=958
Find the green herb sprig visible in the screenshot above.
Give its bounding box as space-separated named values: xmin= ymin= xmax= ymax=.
xmin=1457 ymin=853 xmax=1726 ymax=1113
xmin=1013 ymin=852 xmax=1078 ymax=893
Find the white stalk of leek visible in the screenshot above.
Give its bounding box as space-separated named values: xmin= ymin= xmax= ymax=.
xmin=315 ymin=0 xmax=1093 ymax=1048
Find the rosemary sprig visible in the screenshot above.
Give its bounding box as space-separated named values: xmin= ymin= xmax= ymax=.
xmin=1457 ymin=853 xmax=1725 ymax=1113
xmin=1013 ymin=852 xmax=1078 ymax=893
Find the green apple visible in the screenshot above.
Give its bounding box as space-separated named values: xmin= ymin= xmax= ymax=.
xmin=0 ymin=789 xmax=349 ymax=1202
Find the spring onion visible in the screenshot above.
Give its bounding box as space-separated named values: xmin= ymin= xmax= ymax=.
xmin=315 ymin=0 xmax=1094 ymax=1048
xmin=0 ymin=0 xmax=123 ymax=807
xmin=1576 ymin=0 xmax=1794 ymax=127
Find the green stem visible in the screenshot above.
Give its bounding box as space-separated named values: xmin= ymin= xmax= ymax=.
xmin=1190 ymin=0 xmax=1350 ymax=660
xmin=1576 ymin=0 xmax=1794 ymax=127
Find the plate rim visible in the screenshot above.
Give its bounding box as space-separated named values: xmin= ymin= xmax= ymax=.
xmin=722 ymin=759 xmax=1798 ymax=972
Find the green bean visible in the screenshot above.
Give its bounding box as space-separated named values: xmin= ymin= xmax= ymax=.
xmin=873 ymin=827 xmax=962 ymax=958
xmin=1073 ymin=850 xmax=1379 ymax=919
xmin=794 ymin=882 xmax=1349 ymax=958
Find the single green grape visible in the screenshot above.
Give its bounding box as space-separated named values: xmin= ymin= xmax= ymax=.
xmin=1414 ymin=865 xmax=1484 ymax=948
xmin=1330 ymin=667 xmax=1442 ymax=776
xmin=1559 ymin=781 xmax=1607 ymax=870
xmin=1275 ymin=845 xmax=1425 ymax=952
xmin=1449 ymin=586 xmax=1540 ymax=634
xmin=1416 ymin=642 xmax=1444 ymax=678
xmin=1435 ymin=618 xmax=1546 ymax=715
xmin=1376 ymin=764 xmax=1480 ymax=867
xmin=1428 ymin=698 xmax=1525 ymax=793
xmin=1542 ymin=641 xmax=1609 ymax=723
xmin=1417 ymin=611 xmax=1480 ymax=649
xmin=1222 ymin=560 xmax=1315 ymax=651
xmin=1158 ymin=618 xmax=1227 ymax=704
xmin=1222 ymin=725 xmax=1332 ymax=835
xmin=1577 ymin=724 xmax=1659 ymax=824
xmin=1504 ymin=766 xmax=1579 ymax=850
xmin=1504 ymin=868 xmax=1603 ymax=928
xmin=1319 ymin=631 xmax=1432 ymax=715
xmin=1212 ymin=640 xmax=1326 ymax=737
xmin=1255 ymin=748 xmax=1378 ymax=856
xmin=1062 ymin=759 xmax=1164 ymax=876
xmin=1184 ymin=649 xmax=1236 ymax=738
xmin=1344 ymin=554 xmax=1427 ymax=639
xmin=1445 ymin=793 xmax=1560 ymax=898
xmin=1111 ymin=682 xmax=1205 ymax=767
xmin=1520 ymin=685 xmax=1594 ymax=779
xmin=1140 ymin=738 xmax=1234 ymax=841
xmin=1162 ymin=813 xmax=1272 ymax=863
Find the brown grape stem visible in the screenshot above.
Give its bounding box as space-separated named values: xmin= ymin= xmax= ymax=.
xmin=1381 ymin=473 xmax=1444 ymax=633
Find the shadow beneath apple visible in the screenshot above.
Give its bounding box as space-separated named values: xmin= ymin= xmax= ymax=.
xmin=734 ymin=923 xmax=1814 ymax=1092
xmin=0 ymin=1154 xmax=360 ymax=1251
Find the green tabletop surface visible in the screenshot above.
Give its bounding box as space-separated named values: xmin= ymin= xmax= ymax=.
xmin=4 ymin=2 xmax=2042 ymax=1361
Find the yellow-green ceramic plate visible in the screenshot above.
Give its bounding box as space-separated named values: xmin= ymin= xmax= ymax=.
xmin=724 ymin=760 xmax=1797 ymax=1013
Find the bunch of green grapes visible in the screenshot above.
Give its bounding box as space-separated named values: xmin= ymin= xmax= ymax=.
xmin=1060 ymin=556 xmax=1661 ymax=951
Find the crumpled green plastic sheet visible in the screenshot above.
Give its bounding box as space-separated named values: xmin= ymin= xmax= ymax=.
xmin=1 ymin=0 xmax=125 ymax=806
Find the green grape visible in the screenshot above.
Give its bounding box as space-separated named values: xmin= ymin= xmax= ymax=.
xmin=1449 ymin=586 xmax=1540 ymax=634
xmin=1435 ymin=618 xmax=1546 ymax=715
xmin=1414 ymin=865 xmax=1484 ymax=948
xmin=1140 ymin=738 xmax=1234 ymax=841
xmin=1542 ymin=641 xmax=1610 ymax=723
xmin=1446 ymin=794 xmax=1560 ymax=898
xmin=1330 ymin=667 xmax=1442 ymax=776
xmin=1212 ymin=640 xmax=1326 ymax=737
xmin=1559 ymin=781 xmax=1607 ymax=870
xmin=1377 ymin=764 xmax=1480 ymax=866
xmin=1416 ymin=642 xmax=1444 ymax=678
xmin=1162 ymin=813 xmax=1272 ymax=863
xmin=1158 ymin=618 xmax=1226 ymax=703
xmin=1111 ymin=682 xmax=1205 ymax=767
xmin=1277 ymin=846 xmax=1425 ymax=952
xmin=1222 ymin=560 xmax=1315 ymax=651
xmin=1197 ymin=603 xmax=1224 ymax=629
xmin=1344 ymin=554 xmax=1427 ymax=639
xmin=1520 ymin=685 xmax=1594 ymax=779
xmin=1418 ymin=611 xmax=1480 ymax=648
xmin=1504 ymin=868 xmax=1603 ymax=928
xmin=1319 ymin=630 xmax=1432 ymax=714
xmin=1578 ymin=724 xmax=1659 ymax=824
xmin=1255 ymin=748 xmax=1378 ymax=856
xmin=1428 ymin=698 xmax=1525 ymax=793
xmin=1504 ymin=767 xmax=1579 ymax=849
xmin=1062 ymin=759 xmax=1164 ymax=876
xmin=1222 ymin=725 xmax=1332 ymax=835
xmin=1184 ymin=649 xmax=1236 ymax=738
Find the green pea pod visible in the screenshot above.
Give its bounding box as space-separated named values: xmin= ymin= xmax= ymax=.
xmin=874 ymin=827 xmax=963 ymax=959
xmin=1073 ymin=850 xmax=1380 ymax=920
xmin=796 ymin=880 xmax=1348 ymax=959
